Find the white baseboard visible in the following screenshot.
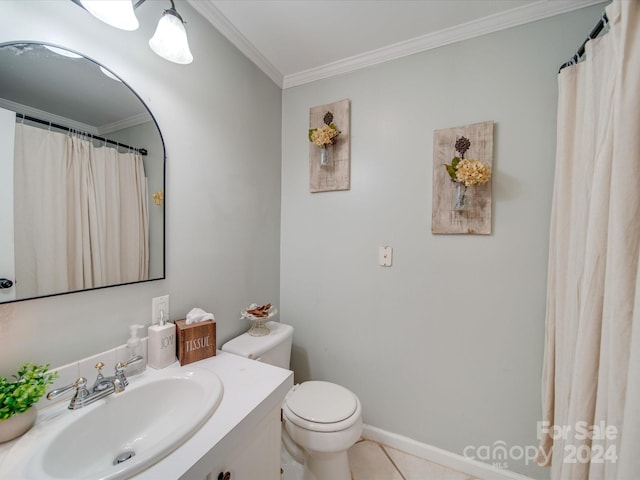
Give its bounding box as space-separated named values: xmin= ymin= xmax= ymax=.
xmin=362 ymin=424 xmax=535 ymax=480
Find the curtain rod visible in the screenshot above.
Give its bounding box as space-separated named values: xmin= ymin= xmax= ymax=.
xmin=15 ymin=113 xmax=148 ymax=156
xmin=559 ymin=12 xmax=609 ymax=73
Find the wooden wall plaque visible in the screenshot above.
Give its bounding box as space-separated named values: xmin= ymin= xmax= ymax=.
xmin=431 ymin=121 xmax=494 ymax=235
xmin=309 ymin=98 xmax=350 ymax=193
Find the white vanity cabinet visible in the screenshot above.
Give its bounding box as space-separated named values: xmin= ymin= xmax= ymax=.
xmin=202 ymin=405 xmax=282 ymax=480
xmin=0 ymin=350 xmax=292 ymax=480
xmin=135 ymin=352 xmax=293 ymax=480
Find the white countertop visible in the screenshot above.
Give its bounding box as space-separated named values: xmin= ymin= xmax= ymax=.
xmin=0 ymin=351 xmax=293 ymax=480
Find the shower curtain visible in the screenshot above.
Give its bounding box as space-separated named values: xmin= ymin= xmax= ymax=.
xmin=539 ymin=1 xmax=640 ymax=479
xmin=13 ymin=123 xmax=149 ymax=298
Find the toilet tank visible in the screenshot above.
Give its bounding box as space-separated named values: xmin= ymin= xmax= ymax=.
xmin=221 ymin=321 xmax=294 ymax=369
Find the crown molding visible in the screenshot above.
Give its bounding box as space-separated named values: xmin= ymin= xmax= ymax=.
xmin=0 ymin=98 xmax=152 ymax=136
xmin=186 ymin=0 xmax=284 ymax=88
xmin=191 ymin=0 xmax=605 ymax=90
xmin=98 ymin=112 xmax=152 ymax=135
xmin=283 ymin=0 xmax=605 ymax=88
xmin=0 ymin=98 xmax=100 ymax=134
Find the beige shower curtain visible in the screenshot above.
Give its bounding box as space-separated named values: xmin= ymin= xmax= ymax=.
xmin=539 ymin=1 xmax=640 ymax=479
xmin=14 ymin=123 xmax=149 ymax=298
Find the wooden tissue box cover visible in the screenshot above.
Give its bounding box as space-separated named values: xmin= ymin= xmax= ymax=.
xmin=175 ymin=319 xmax=216 ymax=366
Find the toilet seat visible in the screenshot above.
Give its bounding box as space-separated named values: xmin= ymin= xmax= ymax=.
xmin=283 ymin=381 xmax=361 ymax=433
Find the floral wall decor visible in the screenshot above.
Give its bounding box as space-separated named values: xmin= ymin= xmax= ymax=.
xmin=152 ymin=189 xmax=164 ymax=206
xmin=309 ymin=98 xmax=350 ymax=193
xmin=432 ymin=121 xmax=494 ymax=234
xmin=309 ymin=111 xmax=341 ymax=166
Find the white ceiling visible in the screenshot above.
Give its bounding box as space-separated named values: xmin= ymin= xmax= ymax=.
xmin=187 ymin=0 xmax=605 ymax=88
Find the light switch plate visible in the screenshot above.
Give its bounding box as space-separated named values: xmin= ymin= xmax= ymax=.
xmin=379 ymin=246 xmax=393 ymax=267
xmin=152 ymin=295 xmax=169 ymax=324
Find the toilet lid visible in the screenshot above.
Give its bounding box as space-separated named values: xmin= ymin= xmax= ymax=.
xmin=286 ymin=381 xmax=358 ymax=423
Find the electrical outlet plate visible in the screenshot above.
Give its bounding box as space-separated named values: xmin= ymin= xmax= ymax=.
xmin=379 ymin=246 xmax=393 ymax=267
xmin=152 ymin=295 xmax=169 ymax=324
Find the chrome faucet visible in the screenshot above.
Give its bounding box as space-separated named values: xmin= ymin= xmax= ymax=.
xmin=47 ymin=355 xmax=143 ymax=410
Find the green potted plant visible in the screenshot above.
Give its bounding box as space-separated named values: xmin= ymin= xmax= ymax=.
xmin=0 ymin=363 xmax=57 ymax=443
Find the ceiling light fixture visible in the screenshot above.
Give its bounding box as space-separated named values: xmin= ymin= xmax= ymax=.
xmin=148 ymin=1 xmax=193 ymax=65
xmin=79 ymin=0 xmax=139 ymax=31
xmin=72 ymin=0 xmax=193 ymax=65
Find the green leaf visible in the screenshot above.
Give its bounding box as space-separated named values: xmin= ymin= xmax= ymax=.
xmin=308 ymin=129 xmax=316 ymax=142
xmin=451 ymin=156 xmax=461 ymax=168
xmin=444 ymin=164 xmax=457 ymax=180
xmin=0 ymin=363 xmax=57 ymax=420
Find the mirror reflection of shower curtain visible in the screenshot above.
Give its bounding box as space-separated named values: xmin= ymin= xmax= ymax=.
xmin=13 ymin=123 xmax=149 ymax=298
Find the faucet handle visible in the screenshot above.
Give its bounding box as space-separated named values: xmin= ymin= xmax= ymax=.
xmin=114 ymin=355 xmax=143 ymax=388
xmin=67 ymin=377 xmax=92 ymax=410
xmin=126 ymin=354 xmax=143 ymax=365
xmin=47 ymin=377 xmax=88 ymax=401
xmin=74 ymin=377 xmax=88 ymax=392
xmin=115 ymin=355 xmax=143 ymax=373
xmin=94 ymin=362 xmax=105 ymax=381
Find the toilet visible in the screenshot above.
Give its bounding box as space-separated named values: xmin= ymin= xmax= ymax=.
xmin=221 ymin=321 xmax=362 ymax=480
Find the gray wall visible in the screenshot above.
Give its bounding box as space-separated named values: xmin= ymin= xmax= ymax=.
xmin=0 ymin=1 xmax=282 ymax=372
xmin=280 ymin=6 xmax=604 ymax=478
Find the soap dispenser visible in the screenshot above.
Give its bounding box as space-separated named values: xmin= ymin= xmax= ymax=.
xmin=148 ymin=310 xmax=176 ymax=369
xmin=126 ymin=324 xmax=146 ymax=376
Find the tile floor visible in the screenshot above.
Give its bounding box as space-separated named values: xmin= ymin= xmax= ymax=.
xmin=281 ymin=438 xmax=481 ymax=480
xmin=348 ymin=439 xmax=480 ymax=480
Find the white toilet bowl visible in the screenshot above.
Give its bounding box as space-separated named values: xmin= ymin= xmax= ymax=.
xmin=282 ymin=381 xmax=362 ymax=480
xmin=220 ymin=323 xmax=362 ymax=480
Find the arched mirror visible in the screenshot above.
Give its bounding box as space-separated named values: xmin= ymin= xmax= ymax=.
xmin=0 ymin=42 xmax=165 ymax=304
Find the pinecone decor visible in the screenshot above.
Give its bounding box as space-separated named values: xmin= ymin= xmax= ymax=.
xmin=455 ymin=136 xmax=471 ymax=158
xmin=323 ymin=111 xmax=334 ymax=126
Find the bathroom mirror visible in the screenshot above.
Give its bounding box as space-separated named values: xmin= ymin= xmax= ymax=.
xmin=0 ymin=42 xmax=165 ymax=304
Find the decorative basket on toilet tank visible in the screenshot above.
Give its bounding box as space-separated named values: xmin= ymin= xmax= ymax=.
xmin=241 ymin=303 xmax=278 ymax=336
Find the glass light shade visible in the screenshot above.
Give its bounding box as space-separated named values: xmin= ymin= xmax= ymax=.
xmin=79 ymin=0 xmax=139 ymax=31
xmin=149 ymin=11 xmax=193 ymax=65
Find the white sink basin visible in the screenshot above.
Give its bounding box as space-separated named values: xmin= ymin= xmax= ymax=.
xmin=0 ymin=365 xmax=223 ymax=479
